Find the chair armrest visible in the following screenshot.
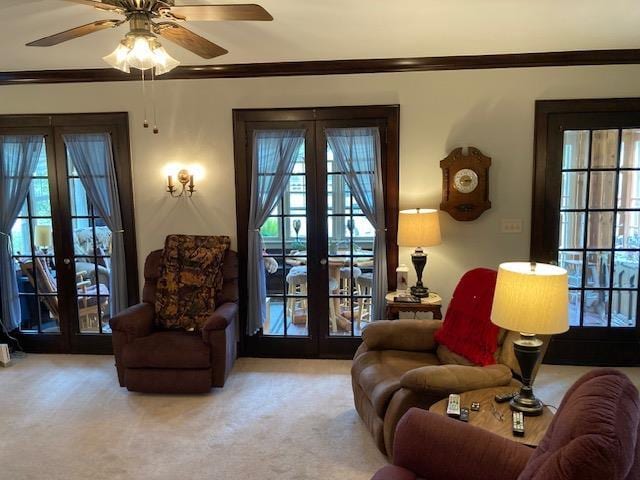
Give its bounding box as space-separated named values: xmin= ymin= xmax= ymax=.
xmin=400 ymin=363 xmax=513 ymax=394
xmin=371 ymin=465 xmax=417 ymax=480
xmin=353 ymin=341 xmax=369 ymax=360
xmin=201 ymin=303 xmax=238 ymax=339
xmin=392 ymin=409 xmax=532 ymax=480
xmin=109 ymin=302 xmax=155 ymax=339
xmin=362 ymin=319 xmax=442 ymax=351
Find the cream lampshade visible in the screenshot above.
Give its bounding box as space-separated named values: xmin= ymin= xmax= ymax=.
xmin=34 ymin=224 xmax=52 ymax=250
xmin=397 ymin=208 xmax=442 ymax=248
xmin=492 ymin=262 xmax=569 ymax=335
xmin=397 ymin=209 xmax=442 ymax=298
xmin=491 ymin=261 xmax=569 ymax=415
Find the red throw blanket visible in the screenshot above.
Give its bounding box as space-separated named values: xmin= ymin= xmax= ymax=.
xmin=434 ymin=268 xmax=499 ymax=366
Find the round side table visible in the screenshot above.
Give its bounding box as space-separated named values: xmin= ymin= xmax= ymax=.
xmin=385 ymin=291 xmax=443 ymax=320
xmin=429 ymin=386 xmax=554 ymax=447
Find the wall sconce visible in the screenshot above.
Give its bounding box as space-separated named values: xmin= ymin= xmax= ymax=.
xmin=167 ymin=169 xmax=195 ymax=198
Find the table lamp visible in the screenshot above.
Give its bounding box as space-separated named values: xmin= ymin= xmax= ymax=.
xmin=491 ymin=262 xmax=569 ymax=416
xmin=397 ymin=208 xmax=442 ymax=298
xmin=34 ymin=224 xmax=52 ymax=254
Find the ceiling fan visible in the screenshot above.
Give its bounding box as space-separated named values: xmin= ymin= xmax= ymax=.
xmin=25 ymin=1 xmax=273 ymax=133
xmin=26 ymin=0 xmax=273 ymax=63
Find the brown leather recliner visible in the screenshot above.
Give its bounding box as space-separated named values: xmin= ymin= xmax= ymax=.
xmin=110 ymin=249 xmax=239 ymax=393
xmin=352 ymin=320 xmax=543 ymax=457
xmin=352 ymin=268 xmax=550 ymax=457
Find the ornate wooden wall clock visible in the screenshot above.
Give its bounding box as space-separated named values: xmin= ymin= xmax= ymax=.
xmin=440 ymin=146 xmax=491 ymax=221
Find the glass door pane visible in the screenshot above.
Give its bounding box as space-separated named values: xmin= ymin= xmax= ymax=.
xmin=65 ymin=144 xmax=112 ymax=335
xmin=12 ymin=141 xmax=61 ymax=334
xmin=262 ymin=142 xmax=309 ymax=337
xmin=326 ymin=145 xmax=375 ymax=337
xmin=558 ymin=128 xmax=640 ymax=329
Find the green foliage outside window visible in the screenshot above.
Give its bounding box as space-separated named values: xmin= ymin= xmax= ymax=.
xmin=260 ymin=218 xmax=279 ymax=237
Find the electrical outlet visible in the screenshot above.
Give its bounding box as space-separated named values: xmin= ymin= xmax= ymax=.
xmin=501 ymin=219 xmax=523 ymax=234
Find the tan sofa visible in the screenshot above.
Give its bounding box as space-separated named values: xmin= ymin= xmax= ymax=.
xmin=351 ymin=319 xmax=548 ymax=457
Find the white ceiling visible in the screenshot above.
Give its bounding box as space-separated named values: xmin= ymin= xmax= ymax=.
xmin=1 ymin=0 xmax=639 ymax=71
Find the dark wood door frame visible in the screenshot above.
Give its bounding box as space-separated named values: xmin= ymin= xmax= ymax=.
xmin=0 ymin=113 xmax=138 ymax=354
xmin=532 ymin=98 xmax=640 ymax=365
xmin=233 ymin=105 xmax=400 ymax=358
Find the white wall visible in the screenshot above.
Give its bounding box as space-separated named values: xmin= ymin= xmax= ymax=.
xmin=2 ymin=65 xmax=639 ymax=311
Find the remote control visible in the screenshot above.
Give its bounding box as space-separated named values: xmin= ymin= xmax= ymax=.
xmin=495 ymin=391 xmax=519 ymax=403
xmin=459 ymin=407 xmax=469 ymax=422
xmin=512 ymin=411 xmax=525 ymax=437
xmin=393 ymin=295 xmax=420 ymax=303
xmin=446 ymin=394 xmax=461 ymax=418
xmin=470 ymin=402 xmax=480 ymax=412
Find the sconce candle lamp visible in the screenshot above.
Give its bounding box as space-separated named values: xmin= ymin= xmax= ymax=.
xmin=167 ymin=169 xmax=196 ymax=198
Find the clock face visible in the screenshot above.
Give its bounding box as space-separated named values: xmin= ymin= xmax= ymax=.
xmin=453 ymin=168 xmax=479 ymax=194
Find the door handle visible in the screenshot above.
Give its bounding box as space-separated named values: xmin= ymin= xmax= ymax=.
xmin=63 ymin=258 xmax=71 ymax=265
xmin=320 ymin=258 xmax=327 ymax=266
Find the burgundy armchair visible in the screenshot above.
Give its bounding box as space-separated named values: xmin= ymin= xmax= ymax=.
xmin=110 ymin=249 xmax=239 ymax=393
xmin=372 ymin=369 xmax=640 ymax=480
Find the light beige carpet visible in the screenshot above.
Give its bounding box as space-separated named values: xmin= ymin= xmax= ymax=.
xmin=1 ymin=355 xmax=640 ymax=480
xmin=1 ymin=355 xmax=386 ymax=480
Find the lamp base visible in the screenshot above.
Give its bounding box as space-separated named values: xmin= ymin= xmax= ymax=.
xmin=410 ymin=285 xmax=429 ymax=298
xmin=511 ymin=333 xmax=544 ymax=416
xmin=510 ymin=387 xmax=544 ymax=416
xmin=410 ymin=248 xmax=429 ymax=298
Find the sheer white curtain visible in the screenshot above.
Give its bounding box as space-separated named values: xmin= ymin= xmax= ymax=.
xmin=0 ymin=136 xmax=44 ymax=331
xmin=326 ymin=127 xmax=387 ymax=319
xmin=63 ymin=133 xmax=127 ymax=316
xmin=247 ymin=129 xmax=305 ymax=335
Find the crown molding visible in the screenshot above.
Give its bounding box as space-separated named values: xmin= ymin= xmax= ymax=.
xmin=1 ymin=48 xmax=639 ymax=86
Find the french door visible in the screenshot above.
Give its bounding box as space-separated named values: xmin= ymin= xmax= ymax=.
xmin=234 ymin=106 xmax=399 ymax=358
xmin=533 ymin=99 xmax=640 ymax=365
xmin=1 ymin=113 xmax=137 ymax=354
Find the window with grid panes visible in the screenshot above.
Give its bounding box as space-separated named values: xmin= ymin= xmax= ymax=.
xmin=558 ymin=129 xmax=639 ymax=328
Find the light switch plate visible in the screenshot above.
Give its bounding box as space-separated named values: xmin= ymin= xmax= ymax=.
xmin=501 ymin=219 xmax=523 ymax=233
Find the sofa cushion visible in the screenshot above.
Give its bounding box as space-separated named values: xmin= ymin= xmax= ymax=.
xmin=436 ymin=345 xmax=475 ymax=366
xmin=122 ymin=331 xmax=211 ymax=369
xmin=155 ymin=234 xmax=230 ymax=331
xmin=352 ymin=349 xmax=439 ymax=417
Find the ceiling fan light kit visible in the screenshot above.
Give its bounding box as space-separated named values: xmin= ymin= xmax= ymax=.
xmin=27 ymin=0 xmax=273 ymax=132
xmin=102 ymin=35 xmax=180 ymax=74
xmin=102 ymin=12 xmax=180 ymax=74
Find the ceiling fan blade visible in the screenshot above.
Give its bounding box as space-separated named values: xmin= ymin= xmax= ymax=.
xmin=166 ymin=4 xmax=273 ymax=21
xmin=26 ymin=20 xmax=121 ymax=47
xmin=155 ymin=22 xmax=228 ymax=59
xmin=60 ymin=0 xmax=125 ymax=12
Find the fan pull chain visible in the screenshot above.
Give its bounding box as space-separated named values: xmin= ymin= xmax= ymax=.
xmin=141 ymin=68 xmax=149 ymax=129
xmin=151 ymin=67 xmax=159 ymax=134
